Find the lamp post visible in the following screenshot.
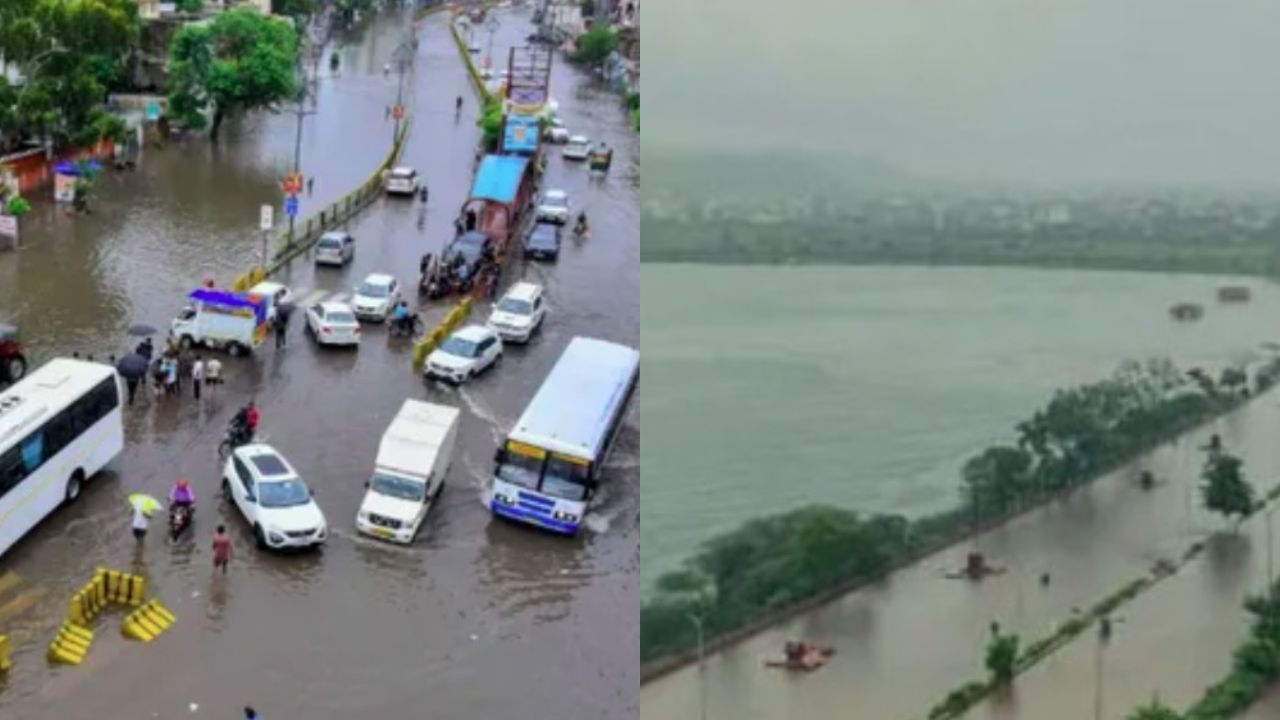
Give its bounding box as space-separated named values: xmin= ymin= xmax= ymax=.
xmin=485 ymin=15 xmax=501 ymax=70
xmin=687 ymin=613 xmax=707 ymax=720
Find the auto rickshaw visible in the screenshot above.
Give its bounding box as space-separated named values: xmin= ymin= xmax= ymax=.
xmin=0 ymin=323 xmax=27 ymax=383
xmin=588 ymin=147 xmax=613 ymax=174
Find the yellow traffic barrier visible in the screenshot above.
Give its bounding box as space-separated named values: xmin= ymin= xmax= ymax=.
xmin=412 ymin=298 xmax=473 ymax=367
xmin=101 ymin=569 xmax=145 ymax=607
xmin=47 ymin=621 xmax=93 ymax=665
xmin=0 ymin=633 xmax=11 ymax=672
xmin=121 ymin=599 xmax=176 ymax=643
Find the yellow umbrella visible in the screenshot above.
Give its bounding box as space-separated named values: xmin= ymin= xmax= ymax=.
xmin=128 ymin=493 xmax=161 ymax=515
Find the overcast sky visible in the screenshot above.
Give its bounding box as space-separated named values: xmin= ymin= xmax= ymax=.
xmin=646 ymin=0 xmax=1280 ymax=191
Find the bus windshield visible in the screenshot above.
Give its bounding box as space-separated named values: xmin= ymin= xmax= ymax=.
xmin=541 ymin=454 xmax=591 ymax=501
xmin=498 ymin=450 xmax=543 ymax=490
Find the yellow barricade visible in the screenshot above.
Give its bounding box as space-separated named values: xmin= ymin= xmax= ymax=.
xmin=412 ymin=298 xmax=473 ymax=367
xmin=121 ymin=599 xmax=177 ymax=643
xmin=232 ymin=273 xmax=250 ymax=292
xmin=47 ymin=622 xmax=93 ymax=665
xmin=0 ymin=633 xmax=11 ymax=672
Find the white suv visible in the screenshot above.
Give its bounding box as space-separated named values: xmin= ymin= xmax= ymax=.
xmin=352 ymin=273 xmax=401 ymax=322
xmin=536 ymin=189 xmax=570 ymax=224
xmin=487 ymin=282 xmax=546 ymax=343
xmin=424 ymin=325 xmax=503 ymax=383
xmin=222 ymin=444 xmax=328 ymax=550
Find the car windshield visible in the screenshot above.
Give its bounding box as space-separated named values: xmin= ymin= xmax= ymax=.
xmin=371 ymin=472 xmax=426 ymax=502
xmin=358 ymin=281 xmax=389 ymax=298
xmin=439 ymin=336 xmax=479 ymax=358
xmin=258 ymin=479 xmax=311 ymax=508
xmin=318 ymin=237 xmax=341 ymax=249
xmin=392 ymin=169 xmax=414 ymax=179
xmin=544 ymin=194 xmax=567 ymax=208
xmin=326 ymin=311 xmax=356 ymax=325
xmin=531 ymin=225 xmax=557 ymax=241
xmin=498 ymin=298 xmax=533 ymax=315
xmin=540 ymin=454 xmax=591 ymax=501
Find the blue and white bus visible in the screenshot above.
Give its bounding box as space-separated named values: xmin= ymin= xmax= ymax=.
xmin=490 ymin=337 xmax=639 ymax=534
xmin=0 ymin=358 xmax=124 ymax=558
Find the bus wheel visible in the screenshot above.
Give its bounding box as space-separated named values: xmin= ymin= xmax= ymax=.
xmin=228 ymin=342 xmax=244 ymax=357
xmin=64 ymin=471 xmax=84 ymax=503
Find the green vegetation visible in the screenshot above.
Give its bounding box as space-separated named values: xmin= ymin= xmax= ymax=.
xmin=984 ymin=628 xmax=1019 ymax=685
xmin=5 ymin=196 xmax=32 ymax=217
xmin=1201 ymin=451 xmax=1254 ymax=527
xmin=1128 ymin=699 xmax=1183 ymax=720
xmin=0 ymin=0 xmax=139 ymax=151
xmin=167 ymin=8 xmax=299 ymax=142
xmin=572 ymin=25 xmax=618 ymax=65
xmin=642 ymin=357 xmax=1280 ymax=671
xmin=477 ymin=97 xmax=503 ymax=152
xmin=273 ymin=0 xmax=315 ymax=16
xmin=176 ymin=0 xmax=202 ymax=12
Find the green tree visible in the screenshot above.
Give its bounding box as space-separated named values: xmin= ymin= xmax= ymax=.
xmin=1127 ymin=698 xmax=1182 ymax=720
xmin=962 ymin=445 xmax=1033 ymax=517
xmin=572 ymin=25 xmax=617 ymax=65
xmin=176 ymin=0 xmax=202 ymax=12
xmin=167 ymin=8 xmax=299 ymax=142
xmin=1201 ymin=452 xmax=1254 ymax=527
xmin=476 ymin=97 xmax=503 ymax=151
xmin=984 ymin=629 xmax=1019 ymax=685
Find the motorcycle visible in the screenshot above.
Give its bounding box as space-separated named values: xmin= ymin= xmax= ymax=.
xmin=389 ymin=312 xmax=421 ymax=338
xmin=169 ymin=503 xmax=195 ymax=541
xmin=217 ymin=419 xmax=254 ymax=459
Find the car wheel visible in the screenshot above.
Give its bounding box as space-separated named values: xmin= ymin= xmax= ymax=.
xmin=254 ymin=524 xmax=267 ymax=549
xmin=179 ymin=335 xmax=194 ymax=350
xmin=228 ymin=342 xmax=244 ymax=357
xmin=4 ymin=354 xmax=26 ymax=382
xmin=64 ymin=471 xmax=84 ymax=503
xmin=222 ymin=477 xmax=232 ymax=499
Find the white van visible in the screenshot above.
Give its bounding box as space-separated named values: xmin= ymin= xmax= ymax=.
xmin=355 ymin=400 xmax=460 ymax=543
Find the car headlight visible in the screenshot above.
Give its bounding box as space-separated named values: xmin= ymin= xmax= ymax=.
xmin=268 ymin=531 xmax=285 ymax=544
xmin=357 ymin=511 xmax=370 ymax=522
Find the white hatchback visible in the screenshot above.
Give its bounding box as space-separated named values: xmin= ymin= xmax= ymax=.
xmin=352 ymin=273 xmax=401 ymax=322
xmin=315 ymin=231 xmax=355 ymax=266
xmin=222 ymin=444 xmax=328 ymax=550
xmin=305 ymin=301 xmax=361 ymax=346
xmin=563 ymin=135 xmax=592 ymax=160
xmin=386 ymin=166 xmax=419 ymax=196
xmin=424 ymin=325 xmax=503 ymax=383
xmin=487 ymin=281 xmax=546 ymax=343
xmin=536 ymin=189 xmax=570 ymax=224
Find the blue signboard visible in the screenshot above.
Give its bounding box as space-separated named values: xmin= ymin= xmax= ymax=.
xmin=285 ymin=195 xmax=299 ymax=218
xmin=146 ymin=103 xmax=160 ymax=121
xmin=503 ymin=114 xmax=541 ymax=155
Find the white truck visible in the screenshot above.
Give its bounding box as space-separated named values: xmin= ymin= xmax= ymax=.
xmin=355 ymin=400 xmax=460 ymax=544
xmin=170 ymin=288 xmax=271 ymax=356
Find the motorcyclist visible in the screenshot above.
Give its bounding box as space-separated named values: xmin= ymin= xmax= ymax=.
xmin=392 ymin=301 xmax=412 ymax=334
xmin=574 ymin=211 xmax=589 ymax=236
xmin=170 ymin=478 xmax=196 ymax=509
xmin=233 ymin=402 xmax=259 ymax=444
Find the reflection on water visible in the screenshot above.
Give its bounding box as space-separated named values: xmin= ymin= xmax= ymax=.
xmin=477 ymin=520 xmax=593 ymax=624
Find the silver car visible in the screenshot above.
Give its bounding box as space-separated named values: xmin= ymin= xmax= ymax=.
xmin=315 ymin=231 xmax=355 ymax=266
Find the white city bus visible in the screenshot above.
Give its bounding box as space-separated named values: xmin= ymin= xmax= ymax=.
xmin=489 ymin=337 xmax=639 ymax=534
xmin=0 ymin=358 xmax=124 ymax=558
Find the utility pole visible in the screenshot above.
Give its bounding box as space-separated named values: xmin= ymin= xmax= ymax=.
xmin=286 ymin=95 xmax=316 ymax=245
xmin=485 ymin=15 xmax=501 ymax=71
xmin=687 ymin=613 xmax=706 ymax=720
xmin=391 ymin=36 xmax=414 ymax=144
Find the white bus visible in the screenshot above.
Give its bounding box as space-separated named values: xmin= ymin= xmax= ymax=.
xmin=0 ymin=358 xmax=124 ymax=558
xmin=490 ymin=337 xmax=639 ymax=534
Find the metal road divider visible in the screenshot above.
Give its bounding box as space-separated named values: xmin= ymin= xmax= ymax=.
xmin=121 ymin=599 xmax=176 ymax=643
xmin=412 ymin=296 xmax=473 ymax=367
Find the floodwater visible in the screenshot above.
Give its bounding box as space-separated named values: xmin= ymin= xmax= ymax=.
xmin=639 ymin=265 xmax=1280 ymax=719
xmin=0 ymin=6 xmax=638 ymax=719
xmin=642 ymin=264 xmax=1280 ymax=585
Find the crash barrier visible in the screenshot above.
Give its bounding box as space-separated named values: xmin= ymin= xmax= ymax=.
xmin=69 ymin=568 xmax=145 ymax=626
xmin=0 ymin=634 xmax=11 ymax=672
xmin=47 ymin=621 xmax=93 ymax=665
xmin=412 ymin=296 xmax=473 ymax=366
xmin=121 ymin=599 xmax=177 ymax=643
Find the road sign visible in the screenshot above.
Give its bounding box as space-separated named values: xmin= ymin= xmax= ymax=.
xmin=393 ymin=104 xmax=405 ymax=120
xmin=284 ymin=196 xmax=299 ymax=218
xmin=259 ymin=204 xmax=274 ymax=231
xmin=146 ymin=103 xmax=160 ymax=121
xmin=281 ymin=172 xmax=303 ymax=195
xmin=0 ymin=215 xmax=17 ymax=240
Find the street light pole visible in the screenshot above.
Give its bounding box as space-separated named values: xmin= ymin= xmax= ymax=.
xmin=286 ymin=96 xmax=316 ymax=246
xmin=687 ymin=613 xmax=706 ymax=720
xmin=1267 ymin=507 xmax=1275 ymax=599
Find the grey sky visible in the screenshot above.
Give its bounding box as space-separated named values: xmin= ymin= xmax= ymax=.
xmin=646 ymin=0 xmax=1280 ymax=190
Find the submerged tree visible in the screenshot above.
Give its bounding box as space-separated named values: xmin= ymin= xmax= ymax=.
xmin=1201 ymin=451 xmax=1254 ymax=528
xmin=984 ymin=627 xmax=1019 ymax=686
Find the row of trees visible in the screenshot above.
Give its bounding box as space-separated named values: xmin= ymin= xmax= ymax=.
xmin=642 ymin=357 xmax=1276 ymax=667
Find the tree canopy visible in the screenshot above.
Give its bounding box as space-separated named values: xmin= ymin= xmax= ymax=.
xmin=167 ymin=7 xmax=299 ymax=141
xmin=1201 ymin=451 xmax=1254 ymax=526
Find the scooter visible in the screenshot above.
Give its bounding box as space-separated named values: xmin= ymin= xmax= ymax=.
xmin=169 ymin=503 xmax=194 ymax=541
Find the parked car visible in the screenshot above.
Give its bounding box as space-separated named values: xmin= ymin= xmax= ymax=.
xmin=222 ymin=444 xmax=328 ymax=550
xmin=523 ymin=221 xmax=562 ymax=261
xmin=544 ymin=118 xmax=570 ymax=143
xmin=248 ymin=281 xmax=294 ymax=322
xmin=535 ymin=189 xmax=570 ymax=224
xmin=486 ymin=281 xmax=547 ymax=343
xmin=441 ymin=231 xmax=495 ymax=288
xmin=355 ymin=400 xmax=460 ymax=544
xmin=352 ymin=274 xmax=401 ymax=322
xmin=424 ymin=325 xmax=503 ymax=383
xmin=305 ymin=302 xmax=361 ymax=346
xmin=0 ymin=323 xmax=27 ymax=383
xmin=386 ymin=167 xmax=419 ymax=196
xmin=315 ymin=231 xmax=355 ymax=266
xmin=563 ymin=135 xmax=592 ymax=160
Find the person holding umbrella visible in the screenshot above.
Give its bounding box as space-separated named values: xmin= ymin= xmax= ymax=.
xmin=115 ymin=353 xmax=151 ymax=406
xmin=128 ymin=493 xmax=160 ymax=542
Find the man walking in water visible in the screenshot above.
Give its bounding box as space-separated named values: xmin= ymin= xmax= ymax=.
xmin=213 ymin=525 xmax=233 ymax=575
xmin=131 ymin=503 xmax=150 ymax=542
xmin=191 ymin=355 xmax=204 ymax=401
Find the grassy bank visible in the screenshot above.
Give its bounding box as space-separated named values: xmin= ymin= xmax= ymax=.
xmin=641 ymin=356 xmax=1280 ymax=682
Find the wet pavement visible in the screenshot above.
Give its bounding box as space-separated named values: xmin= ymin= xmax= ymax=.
xmin=640 ymin=393 xmax=1280 ymax=720
xmin=0 ymin=6 xmax=638 ymax=719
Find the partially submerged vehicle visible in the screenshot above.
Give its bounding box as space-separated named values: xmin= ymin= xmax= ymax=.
xmin=764 ymin=642 xmax=835 ymax=671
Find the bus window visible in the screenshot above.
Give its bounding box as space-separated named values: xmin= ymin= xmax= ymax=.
xmin=541 ymin=454 xmax=591 ymax=501
xmin=21 ymin=433 xmax=44 ymax=473
xmin=497 ymin=446 xmax=543 ymax=490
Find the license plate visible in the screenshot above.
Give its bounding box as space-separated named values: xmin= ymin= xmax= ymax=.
xmin=371 ymin=527 xmax=395 ymax=539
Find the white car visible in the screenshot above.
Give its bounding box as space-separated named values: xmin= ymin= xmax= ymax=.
xmin=249 ymin=281 xmax=293 ymax=322
xmin=305 ymin=301 xmax=361 ymax=346
xmin=315 ymin=231 xmax=355 ymax=266
xmin=386 ymin=166 xmax=419 ymax=196
xmin=424 ymin=325 xmax=503 ymax=383
xmin=222 ymin=444 xmax=328 ymax=550
xmin=563 ymin=135 xmax=592 ymax=160
xmin=352 ymin=273 xmax=401 ymax=322
xmin=536 ymin=189 xmax=570 ymax=224
xmin=544 ymin=118 xmax=570 ymax=143
xmin=487 ymin=281 xmax=546 ymax=343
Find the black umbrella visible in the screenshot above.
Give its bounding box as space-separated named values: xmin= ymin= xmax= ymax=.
xmin=116 ymin=353 xmax=150 ymax=380
xmin=127 ymin=323 xmax=157 ymax=337
xmin=276 ymin=302 xmax=296 ymax=320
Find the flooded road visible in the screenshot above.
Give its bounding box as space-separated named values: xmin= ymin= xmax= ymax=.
xmin=0 ymin=6 xmax=638 ymax=719
xmin=640 ymin=386 xmax=1280 ymax=719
